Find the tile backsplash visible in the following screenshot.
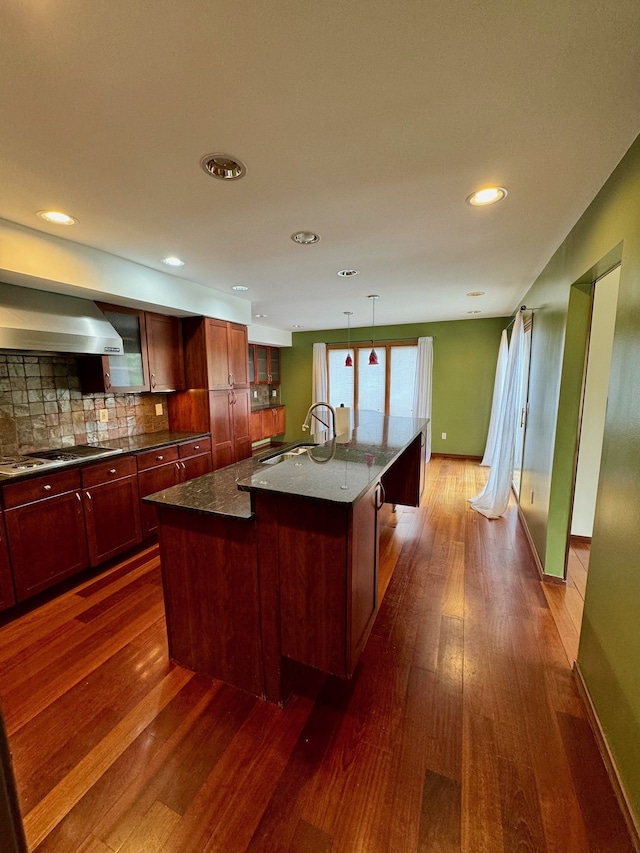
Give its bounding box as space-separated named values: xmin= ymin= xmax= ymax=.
xmin=250 ymin=383 xmax=281 ymax=410
xmin=0 ymin=353 xmax=169 ymax=458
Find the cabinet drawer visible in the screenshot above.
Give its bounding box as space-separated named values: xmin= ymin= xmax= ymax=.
xmin=178 ymin=436 xmax=211 ymax=458
xmin=81 ymin=455 xmax=137 ymax=488
xmin=3 ymin=468 xmax=81 ymax=509
xmin=136 ymin=444 xmax=179 ymax=471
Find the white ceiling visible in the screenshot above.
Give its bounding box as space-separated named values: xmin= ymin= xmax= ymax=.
xmin=1 ymin=1 xmax=639 ymax=333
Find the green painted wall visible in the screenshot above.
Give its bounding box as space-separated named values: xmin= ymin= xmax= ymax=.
xmin=518 ymin=133 xmax=640 ymax=823
xmin=280 ymin=317 xmax=507 ymax=456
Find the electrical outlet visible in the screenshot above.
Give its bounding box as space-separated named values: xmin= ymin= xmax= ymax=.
xmin=441 ymin=432 xmax=447 ymax=440
xmin=272 ymin=389 xmax=277 ymax=397
xmin=155 ymin=403 xmax=163 ymax=416
xmin=99 ymin=408 xmax=109 ymax=423
xmin=253 ymin=390 xmax=258 ymax=398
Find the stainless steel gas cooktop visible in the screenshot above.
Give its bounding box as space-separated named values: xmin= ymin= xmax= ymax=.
xmin=0 ymin=444 xmax=123 ymax=477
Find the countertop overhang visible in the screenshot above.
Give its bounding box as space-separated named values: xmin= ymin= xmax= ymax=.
xmin=144 ymin=411 xmax=428 ymax=519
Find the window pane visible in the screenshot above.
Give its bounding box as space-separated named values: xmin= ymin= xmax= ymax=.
xmin=328 ymin=349 xmax=354 ymax=410
xmin=389 ymin=346 xmax=418 ymax=417
xmin=357 ymin=346 xmax=386 ymax=412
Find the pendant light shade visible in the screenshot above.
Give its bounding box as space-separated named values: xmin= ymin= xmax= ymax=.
xmin=344 ymin=311 xmax=353 ymax=367
xmin=368 ymin=295 xmax=379 ymax=366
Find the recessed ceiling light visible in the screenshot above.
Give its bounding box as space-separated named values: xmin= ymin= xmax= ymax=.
xmin=467 ymin=310 xmax=482 ymax=314
xmin=254 ymin=313 xmax=267 ymax=318
xmin=201 ymin=154 xmax=246 ymax=180
xmin=292 ymin=324 xmax=304 ymax=328
xmin=161 ymin=256 xmax=185 ymax=267
xmin=37 ymin=210 xmax=77 ymax=225
xmin=232 ymin=285 xmax=249 ymax=292
xmin=337 ymin=269 xmax=359 ymax=277
xmin=467 ymin=291 xmax=485 ymax=297
xmin=291 ymin=231 xmax=320 ymax=245
xmin=466 ymin=187 xmax=508 ymax=206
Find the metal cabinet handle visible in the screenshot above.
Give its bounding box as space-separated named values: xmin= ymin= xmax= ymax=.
xmin=109 ymin=468 xmax=117 ymax=474
xmin=194 ymin=445 xmax=200 ymax=450
xmin=375 ymin=481 xmax=386 ymax=510
xmin=104 ymin=372 xmax=111 ymax=389
xmin=157 ymin=455 xmax=164 ymax=461
xmin=181 ymin=462 xmax=186 ymax=470
xmin=76 ymin=492 xmax=82 ymax=502
xmin=228 ymin=373 xmax=233 ymax=387
xmin=43 ymin=483 xmax=52 ymax=491
xmin=151 ymin=373 xmax=156 ymax=388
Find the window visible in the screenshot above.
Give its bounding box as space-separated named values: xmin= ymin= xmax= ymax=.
xmin=328 ymin=342 xmax=418 ymax=416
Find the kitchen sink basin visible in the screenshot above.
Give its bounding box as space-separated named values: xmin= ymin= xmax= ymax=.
xmin=261 ymin=445 xmax=312 ymax=465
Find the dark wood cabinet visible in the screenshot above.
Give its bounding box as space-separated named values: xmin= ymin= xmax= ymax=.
xmin=79 ymin=306 xmax=184 ymax=394
xmin=146 ymin=312 xmax=185 ymax=391
xmin=3 ymin=470 xmax=88 ymax=601
xmin=248 ymin=345 xmax=280 ymax=385
xmin=0 ymin=511 xmax=15 ymax=611
xmin=137 ymin=438 xmax=212 ymax=537
xmin=380 ymin=430 xmax=426 ymax=507
xmin=250 ymin=406 xmax=286 ymax=444
xmin=270 ymin=476 xmax=381 ymax=680
xmin=82 ymin=456 xmax=141 ymax=565
xmin=169 ymin=317 xmax=251 ymax=469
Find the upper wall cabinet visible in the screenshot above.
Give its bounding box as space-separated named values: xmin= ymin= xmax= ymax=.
xmin=248 ymin=345 xmax=280 ymax=385
xmin=183 ymin=317 xmax=249 ymax=390
xmin=79 ymin=305 xmax=185 ymax=394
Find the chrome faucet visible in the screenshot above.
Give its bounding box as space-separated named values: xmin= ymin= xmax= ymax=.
xmin=302 ymin=402 xmax=336 ymax=439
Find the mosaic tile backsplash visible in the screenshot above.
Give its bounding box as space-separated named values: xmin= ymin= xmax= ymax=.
xmin=0 ymin=352 xmax=169 ymax=458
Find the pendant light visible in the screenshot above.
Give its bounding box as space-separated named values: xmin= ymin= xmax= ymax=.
xmin=344 ymin=311 xmax=353 ymax=367
xmin=368 ymin=295 xmax=379 ymax=365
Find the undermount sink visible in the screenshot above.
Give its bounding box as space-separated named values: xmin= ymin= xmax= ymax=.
xmin=261 ymin=446 xmax=312 ymax=465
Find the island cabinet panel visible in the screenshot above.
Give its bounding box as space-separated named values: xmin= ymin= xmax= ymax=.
xmin=138 ymin=459 xmax=181 ymax=538
xmin=380 ymin=431 xmax=425 ymax=507
xmin=82 ymin=459 xmax=141 ymax=566
xmin=274 ymin=478 xmax=381 ymax=680
xmin=0 ymin=512 xmax=15 ymax=611
xmin=3 ymin=471 xmax=88 ymax=601
xmin=156 ymin=507 xmax=263 ymax=697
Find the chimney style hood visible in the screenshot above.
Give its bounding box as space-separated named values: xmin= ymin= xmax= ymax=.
xmin=0 ymin=283 xmax=123 ymax=355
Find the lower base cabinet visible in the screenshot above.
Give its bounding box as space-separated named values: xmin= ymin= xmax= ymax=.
xmin=3 ymin=470 xmax=88 ymax=601
xmin=0 ymin=512 xmax=14 ymax=611
xmin=81 ymin=456 xmax=142 ymax=566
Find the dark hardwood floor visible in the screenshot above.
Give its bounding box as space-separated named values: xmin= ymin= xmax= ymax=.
xmin=0 ymin=457 xmax=634 ymax=852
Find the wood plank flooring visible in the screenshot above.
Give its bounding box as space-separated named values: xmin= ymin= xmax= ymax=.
xmin=0 ymin=457 xmax=634 ymax=852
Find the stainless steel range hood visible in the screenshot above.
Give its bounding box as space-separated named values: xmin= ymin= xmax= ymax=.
xmin=0 ymin=283 xmax=123 ymax=355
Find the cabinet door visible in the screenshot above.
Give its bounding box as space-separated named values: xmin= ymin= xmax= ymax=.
xmin=209 ymin=390 xmax=234 ymax=469
xmin=138 ymin=461 xmax=181 ymax=538
xmin=146 ymin=313 xmax=185 ymax=392
xmin=228 ymin=323 xmax=249 ymax=387
xmin=180 ymin=453 xmax=212 ymax=481
xmin=248 ymin=345 xmax=256 ymax=383
xmin=268 ymin=348 xmax=280 ymax=384
xmin=348 ymin=480 xmax=380 ymax=671
xmin=0 ymin=512 xmax=15 ymax=612
xmin=100 ymin=306 xmax=150 ymax=392
xmin=84 ymin=475 xmax=142 ymax=566
xmin=273 ymin=405 xmax=286 ymax=435
xmin=250 ymin=410 xmax=263 ymax=442
xmin=256 ymin=346 xmax=269 ymax=383
xmin=232 ymin=388 xmax=252 ymax=462
xmin=5 ymin=491 xmax=88 ymax=601
xmin=205 ymin=319 xmax=232 ymax=390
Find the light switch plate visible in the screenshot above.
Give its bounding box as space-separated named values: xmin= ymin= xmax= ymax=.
xmin=99 ymin=408 xmax=109 ymax=423
xmin=155 ymin=403 xmax=163 ymax=416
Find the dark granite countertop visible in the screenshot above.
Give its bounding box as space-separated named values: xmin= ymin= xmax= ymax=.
xmin=0 ymin=431 xmax=209 ymax=485
xmin=144 ymin=411 xmax=428 ymax=519
xmin=96 ymin=430 xmax=209 ymax=454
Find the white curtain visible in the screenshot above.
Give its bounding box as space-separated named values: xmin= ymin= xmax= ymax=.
xmin=311 ymin=342 xmax=329 ymax=439
xmin=412 ymin=336 xmax=433 ymax=463
xmin=469 ymin=313 xmax=524 ymax=519
xmin=480 ymin=329 xmax=509 ymax=467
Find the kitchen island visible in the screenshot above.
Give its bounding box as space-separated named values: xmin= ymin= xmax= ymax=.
xmin=145 ymin=410 xmax=428 ymax=703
